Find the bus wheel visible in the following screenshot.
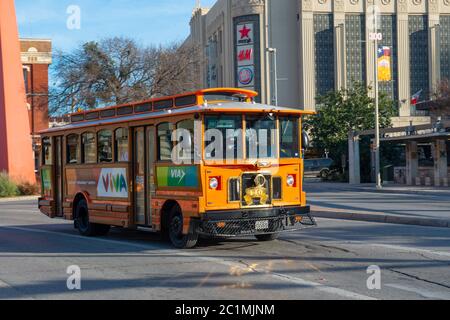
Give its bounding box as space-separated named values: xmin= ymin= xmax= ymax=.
xmin=255 ymin=233 xmax=279 ymax=242
xmin=75 ymin=199 xmax=110 ymax=237
xmin=76 ymin=199 xmax=96 ymax=236
xmin=168 ymin=206 xmax=198 ymax=249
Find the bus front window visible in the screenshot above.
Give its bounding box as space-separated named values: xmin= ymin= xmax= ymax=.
xmin=205 ymin=115 xmax=243 ymax=160
xmin=245 ymin=116 xmax=276 ymax=159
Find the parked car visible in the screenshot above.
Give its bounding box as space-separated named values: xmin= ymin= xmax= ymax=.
xmin=304 ymin=158 xmax=334 ymax=179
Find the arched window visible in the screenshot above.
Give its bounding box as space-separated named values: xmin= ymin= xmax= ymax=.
xmin=97 ymin=130 xmax=113 ymax=163
xmin=115 ymin=128 xmax=129 ymax=162
xmin=66 ymin=134 xmax=80 ymax=164
xmin=157 ymin=122 xmax=174 ymax=161
xmin=81 ymin=132 xmax=96 ymax=164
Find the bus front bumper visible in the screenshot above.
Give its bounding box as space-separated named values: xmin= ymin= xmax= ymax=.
xmin=198 ymin=206 xmax=315 ymax=237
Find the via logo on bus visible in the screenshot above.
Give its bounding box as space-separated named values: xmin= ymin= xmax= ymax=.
xmin=97 ymin=168 xmax=128 ymax=198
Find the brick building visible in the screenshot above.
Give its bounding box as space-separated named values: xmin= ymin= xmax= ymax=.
xmin=20 ymin=38 xmax=52 ymax=172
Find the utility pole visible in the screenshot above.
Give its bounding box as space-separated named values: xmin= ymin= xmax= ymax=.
xmin=372 ymin=0 xmax=382 ymax=189
xmin=267 ymin=47 xmax=278 ymax=106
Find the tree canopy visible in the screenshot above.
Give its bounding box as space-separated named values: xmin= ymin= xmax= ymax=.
xmin=304 ymin=82 xmax=396 ymax=167
xmin=49 ymin=37 xmax=201 ymax=114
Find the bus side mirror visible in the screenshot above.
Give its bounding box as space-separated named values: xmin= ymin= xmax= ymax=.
xmin=302 ymin=130 xmax=310 ymax=151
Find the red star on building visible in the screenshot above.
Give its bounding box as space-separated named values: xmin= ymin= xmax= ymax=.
xmin=239 ymin=25 xmax=251 ymax=39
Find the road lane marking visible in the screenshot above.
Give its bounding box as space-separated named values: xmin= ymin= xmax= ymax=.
xmin=0 ymin=225 xmax=376 ymax=300
xmin=385 ymin=284 xmax=450 ymax=300
xmin=368 ymin=243 xmax=450 ymax=258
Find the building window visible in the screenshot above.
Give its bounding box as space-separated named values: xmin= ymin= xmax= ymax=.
xmin=409 ymin=15 xmax=429 ymax=100
xmin=346 ymin=15 xmax=366 ymax=87
xmin=115 ymin=128 xmax=129 ymax=162
xmin=66 ymin=134 xmax=79 ymax=164
xmin=97 ymin=130 xmax=113 ymax=163
xmin=314 ymin=14 xmax=335 ymax=97
xmin=42 ymin=137 xmax=52 ymax=165
xmin=157 ymin=122 xmax=174 ymax=161
xmin=379 ymin=15 xmax=398 ymax=103
xmin=81 ymin=132 xmax=96 ymax=164
xmin=23 ymin=67 xmax=29 ymax=94
xmin=440 ymin=16 xmax=450 ymax=81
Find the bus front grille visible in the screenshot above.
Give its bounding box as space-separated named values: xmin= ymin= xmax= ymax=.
xmin=241 ymin=173 xmax=272 ymax=207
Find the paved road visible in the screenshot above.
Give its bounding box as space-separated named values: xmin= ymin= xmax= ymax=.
xmin=0 ymin=200 xmax=450 ymax=300
xmin=305 ymin=181 xmax=450 ymax=221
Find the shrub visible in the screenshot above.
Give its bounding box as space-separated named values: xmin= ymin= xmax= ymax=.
xmin=0 ymin=172 xmax=19 ymax=198
xmin=17 ymin=182 xmax=40 ymax=196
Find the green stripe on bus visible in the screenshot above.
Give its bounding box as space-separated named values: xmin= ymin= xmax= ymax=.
xmin=156 ymin=166 xmax=199 ymax=188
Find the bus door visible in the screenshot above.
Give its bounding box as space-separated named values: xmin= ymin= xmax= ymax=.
xmin=54 ymin=136 xmax=64 ymax=217
xmin=133 ymin=126 xmax=155 ymax=226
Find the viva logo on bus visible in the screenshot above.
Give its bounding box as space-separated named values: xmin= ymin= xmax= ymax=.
xmin=97 ymin=168 xmax=128 ymax=198
xmin=157 ymin=166 xmax=199 ymax=188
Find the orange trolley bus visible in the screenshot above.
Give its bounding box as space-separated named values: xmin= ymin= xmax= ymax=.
xmin=38 ymin=88 xmax=315 ymax=248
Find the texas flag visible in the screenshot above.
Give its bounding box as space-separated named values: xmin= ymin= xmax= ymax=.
xmin=411 ymin=90 xmax=423 ymax=106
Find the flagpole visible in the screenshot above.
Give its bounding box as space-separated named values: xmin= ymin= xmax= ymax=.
xmin=374 ymin=0 xmax=382 ymax=189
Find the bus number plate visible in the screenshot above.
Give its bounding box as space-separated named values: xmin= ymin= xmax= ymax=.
xmin=255 ymin=220 xmax=269 ymax=230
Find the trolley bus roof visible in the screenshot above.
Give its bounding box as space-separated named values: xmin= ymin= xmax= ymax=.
xmin=40 ymin=88 xmax=314 ymax=134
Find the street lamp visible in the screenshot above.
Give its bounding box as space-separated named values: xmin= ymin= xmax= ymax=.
xmin=371 ymin=1 xmax=382 ymax=190
xmin=267 ymin=47 xmax=278 ymax=106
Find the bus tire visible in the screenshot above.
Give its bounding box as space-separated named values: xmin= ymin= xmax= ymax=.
xmin=255 ymin=233 xmax=279 ymax=242
xmin=75 ymin=199 xmax=97 ymax=237
xmin=168 ymin=205 xmax=198 ymax=249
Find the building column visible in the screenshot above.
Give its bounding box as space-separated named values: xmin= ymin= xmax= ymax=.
xmin=433 ymin=139 xmax=448 ymax=187
xmin=333 ymin=2 xmax=346 ymax=91
xmin=405 ymin=141 xmax=419 ymax=186
xmin=428 ymin=2 xmax=441 ymax=95
xmin=298 ymin=2 xmax=315 ymax=111
xmin=396 ymin=4 xmax=411 ymax=116
xmin=348 ymin=131 xmax=361 ymax=185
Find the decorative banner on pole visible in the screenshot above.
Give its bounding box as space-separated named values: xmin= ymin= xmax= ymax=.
xmin=377 ymin=46 xmax=392 ymax=82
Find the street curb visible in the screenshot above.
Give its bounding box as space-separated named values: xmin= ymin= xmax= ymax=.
xmin=313 ymin=209 xmax=450 ymax=229
xmin=0 ymin=196 xmax=39 ymax=203
xmin=305 ymin=182 xmax=450 ymax=197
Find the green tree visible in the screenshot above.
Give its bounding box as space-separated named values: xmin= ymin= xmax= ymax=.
xmin=304 ymin=82 xmax=396 ymax=173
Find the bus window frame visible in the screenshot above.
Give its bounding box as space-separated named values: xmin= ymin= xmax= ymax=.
xmin=42 ymin=136 xmax=53 ymax=166
xmin=156 ymin=121 xmax=175 ymax=162
xmin=81 ymin=131 xmax=97 ymax=164
xmin=115 ymin=127 xmax=130 ymax=163
xmin=66 ymin=133 xmax=80 ymax=165
xmin=97 ymin=129 xmax=114 ymax=164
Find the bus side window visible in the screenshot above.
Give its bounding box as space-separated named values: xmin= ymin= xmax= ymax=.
xmin=157 ymin=122 xmax=174 ymax=161
xmin=176 ymin=120 xmax=194 ymax=161
xmin=42 ymin=137 xmax=52 ymax=165
xmin=115 ymin=128 xmax=129 ymax=162
xmin=66 ymin=134 xmax=80 ymax=164
xmin=98 ymin=130 xmax=113 ymax=163
xmin=81 ymin=132 xmax=96 ymax=164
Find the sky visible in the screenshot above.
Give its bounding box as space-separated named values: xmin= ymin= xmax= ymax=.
xmin=16 ymin=0 xmax=217 ymax=52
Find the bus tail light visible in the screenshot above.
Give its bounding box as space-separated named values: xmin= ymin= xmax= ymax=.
xmin=287 ymin=175 xmax=296 ymax=187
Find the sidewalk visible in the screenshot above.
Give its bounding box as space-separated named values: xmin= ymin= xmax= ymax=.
xmin=0 ymin=196 xmax=39 ymax=203
xmin=306 ymin=181 xmax=450 ymax=229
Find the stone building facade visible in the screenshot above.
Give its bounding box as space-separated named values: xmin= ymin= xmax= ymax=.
xmin=187 ymin=0 xmax=450 ymax=127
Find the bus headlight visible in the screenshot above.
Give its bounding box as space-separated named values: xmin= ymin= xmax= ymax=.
xmin=209 ymin=177 xmax=219 ymax=190
xmin=287 ymin=175 xmax=296 ymax=187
